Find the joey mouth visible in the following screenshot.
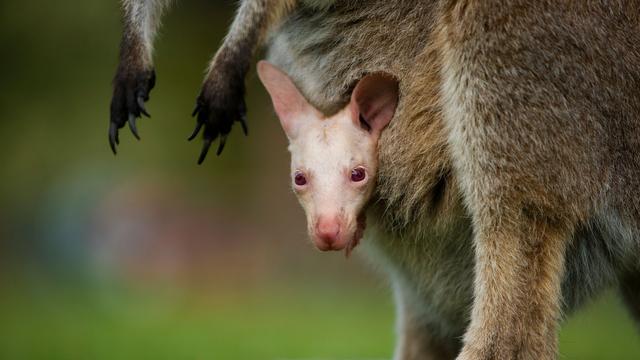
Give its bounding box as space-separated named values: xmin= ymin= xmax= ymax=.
xmin=310 ymin=212 xmax=367 ymax=257
xmin=345 ymin=213 xmax=367 ymax=258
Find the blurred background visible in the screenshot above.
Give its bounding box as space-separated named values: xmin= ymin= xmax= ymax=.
xmin=0 ymin=0 xmax=639 ymax=359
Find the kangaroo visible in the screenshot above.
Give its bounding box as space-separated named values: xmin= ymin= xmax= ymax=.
xmin=110 ymin=1 xmax=640 ymax=359
xmin=262 ymin=3 xmax=640 ymax=359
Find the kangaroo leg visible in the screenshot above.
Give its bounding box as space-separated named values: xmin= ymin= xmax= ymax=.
xmin=456 ymin=211 xmax=570 ymax=360
xmin=190 ymin=0 xmax=296 ymax=163
xmin=435 ymin=2 xmax=608 ymax=358
xmin=109 ymin=0 xmax=173 ymax=153
xmin=393 ymin=282 xmax=462 ymax=360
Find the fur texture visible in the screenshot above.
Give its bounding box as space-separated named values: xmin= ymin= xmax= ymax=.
xmin=256 ymin=61 xmax=399 ymax=255
xmin=111 ymin=1 xmax=640 ymax=359
xmin=269 ymin=1 xmax=640 ymax=359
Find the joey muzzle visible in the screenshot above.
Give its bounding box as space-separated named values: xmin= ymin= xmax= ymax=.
xmin=311 ymin=213 xmax=367 ymax=256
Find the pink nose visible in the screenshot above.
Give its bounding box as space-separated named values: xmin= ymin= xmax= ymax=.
xmin=314 ymin=217 xmax=342 ymax=250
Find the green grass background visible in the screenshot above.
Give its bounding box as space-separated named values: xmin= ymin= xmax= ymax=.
xmin=1 ymin=282 xmax=639 ymax=360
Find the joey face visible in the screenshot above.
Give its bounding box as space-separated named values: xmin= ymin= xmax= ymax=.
xmin=257 ymin=61 xmax=398 ymax=255
xmin=288 ymin=109 xmax=377 ymax=253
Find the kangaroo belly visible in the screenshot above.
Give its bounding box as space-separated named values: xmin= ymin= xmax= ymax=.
xmin=361 ymin=209 xmax=475 ymax=338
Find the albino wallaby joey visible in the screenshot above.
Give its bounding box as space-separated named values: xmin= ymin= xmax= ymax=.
xmin=111 ymin=1 xmax=640 ymax=360
xmin=257 ymin=60 xmax=398 ymax=256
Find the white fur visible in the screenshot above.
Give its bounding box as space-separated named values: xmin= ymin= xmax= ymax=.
xmin=258 ymin=61 xmax=396 ymax=251
xmin=288 ymin=107 xmax=377 ymax=240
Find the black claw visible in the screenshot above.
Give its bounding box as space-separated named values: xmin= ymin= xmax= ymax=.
xmin=198 ymin=138 xmax=213 ymax=165
xmin=128 ymin=114 xmax=141 ymax=140
xmin=192 ymin=103 xmax=201 ymax=117
xmin=238 ymin=102 xmax=248 ymax=135
xmin=217 ymin=135 xmax=227 ymax=156
xmin=191 ymin=77 xmax=247 ymax=162
xmin=239 ymin=114 xmax=248 ymax=136
xmin=109 ymin=123 xmax=118 ymax=155
xmin=108 ymin=66 xmax=155 ymax=154
xmin=188 ymin=122 xmax=203 ymax=141
xmin=137 ymin=97 xmax=150 ymax=118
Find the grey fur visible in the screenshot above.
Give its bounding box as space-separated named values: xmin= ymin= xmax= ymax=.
xmin=267 ymin=1 xmax=640 ymax=359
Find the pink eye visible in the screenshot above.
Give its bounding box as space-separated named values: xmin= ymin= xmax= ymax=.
xmin=294 ymin=171 xmax=307 ymax=186
xmin=350 ymin=167 xmax=366 ymax=182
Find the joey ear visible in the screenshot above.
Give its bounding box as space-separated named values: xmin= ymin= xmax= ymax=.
xmin=350 ymin=73 xmax=399 ymax=139
xmin=257 ymin=60 xmax=314 ymax=139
